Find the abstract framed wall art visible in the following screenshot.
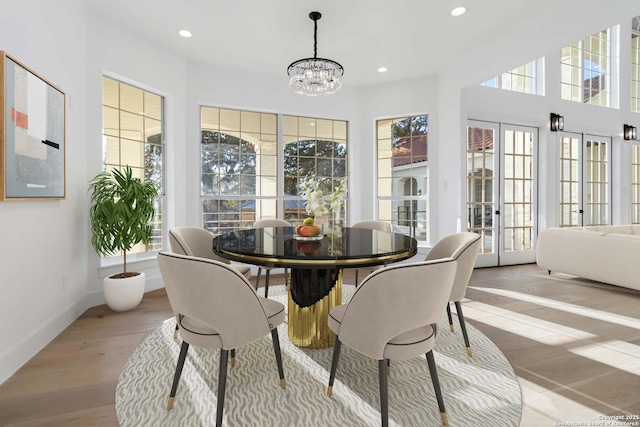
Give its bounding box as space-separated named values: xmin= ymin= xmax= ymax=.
xmin=0 ymin=51 xmax=65 ymax=200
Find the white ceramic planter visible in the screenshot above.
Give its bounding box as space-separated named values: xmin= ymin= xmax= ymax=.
xmin=103 ymin=272 xmax=145 ymax=311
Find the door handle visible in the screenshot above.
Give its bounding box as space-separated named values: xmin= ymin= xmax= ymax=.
xmin=495 ymin=210 xmax=501 ymax=215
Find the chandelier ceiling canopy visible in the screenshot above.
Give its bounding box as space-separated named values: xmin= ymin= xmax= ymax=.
xmin=287 ymin=11 xmax=344 ymax=97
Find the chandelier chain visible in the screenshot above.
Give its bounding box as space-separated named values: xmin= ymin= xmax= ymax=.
xmin=313 ymin=19 xmax=318 ymax=58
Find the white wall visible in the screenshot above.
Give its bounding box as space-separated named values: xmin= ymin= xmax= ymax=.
xmin=0 ymin=0 xmax=89 ymax=384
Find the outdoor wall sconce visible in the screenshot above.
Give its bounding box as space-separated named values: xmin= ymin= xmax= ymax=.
xmin=624 ymin=124 xmax=637 ymax=140
xmin=550 ymin=113 xmax=564 ymax=132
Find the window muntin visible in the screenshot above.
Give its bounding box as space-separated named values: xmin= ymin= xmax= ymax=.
xmin=561 ymin=29 xmax=611 ymax=106
xmin=376 ymin=115 xmax=428 ymax=242
xmin=200 ymin=109 xmax=348 ymax=233
xmin=481 ymin=59 xmax=542 ymax=94
xmin=101 ymin=77 xmax=164 ymax=254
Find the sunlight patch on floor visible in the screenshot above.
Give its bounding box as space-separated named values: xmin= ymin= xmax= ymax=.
xmin=460 ymin=300 xmax=598 ymax=342
xmin=468 ymin=286 xmax=640 ymax=330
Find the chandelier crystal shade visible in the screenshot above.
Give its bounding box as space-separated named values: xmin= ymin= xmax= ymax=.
xmin=287 ymin=12 xmax=344 ymax=96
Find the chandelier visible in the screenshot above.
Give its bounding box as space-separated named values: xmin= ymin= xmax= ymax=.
xmin=287 ymin=11 xmax=344 ymax=96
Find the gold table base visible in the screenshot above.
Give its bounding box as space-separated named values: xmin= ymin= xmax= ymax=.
xmin=287 ymin=270 xmax=342 ymax=349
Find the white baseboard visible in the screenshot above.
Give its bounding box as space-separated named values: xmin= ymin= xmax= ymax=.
xmin=0 ymin=298 xmax=88 ymax=386
xmin=0 ymin=276 xmax=166 ymax=386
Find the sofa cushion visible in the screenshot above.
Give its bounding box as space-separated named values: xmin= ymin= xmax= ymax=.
xmin=606 ymin=233 xmax=640 ymax=240
xmin=584 ymin=225 xmax=632 ymax=234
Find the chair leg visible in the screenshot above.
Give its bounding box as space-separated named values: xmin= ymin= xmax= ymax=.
xmin=454 ymin=301 xmax=472 ymax=357
xmin=426 ymin=350 xmax=448 ymax=427
xmin=264 ymin=271 xmax=271 ymax=298
xmin=271 ymin=329 xmax=286 ymax=389
xmin=379 ymin=359 xmax=389 ymax=427
xmin=215 ymin=349 xmax=229 ymax=427
xmin=327 ymin=338 xmax=342 ymax=397
xmin=167 ymin=340 xmax=189 ymax=410
xmin=446 ymin=302 xmax=454 ymax=332
xmin=255 ymin=267 xmax=263 ymax=291
xmin=230 ymin=349 xmax=236 ymax=367
xmin=173 ymin=324 xmax=179 ymax=339
xmin=354 ymin=270 xmax=359 ymax=287
xmin=285 ymin=268 xmax=289 ymax=285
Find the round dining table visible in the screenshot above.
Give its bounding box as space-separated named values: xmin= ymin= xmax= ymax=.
xmin=213 ymin=226 xmax=418 ymax=348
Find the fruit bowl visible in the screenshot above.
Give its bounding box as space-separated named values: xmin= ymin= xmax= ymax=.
xmin=293 ymin=233 xmax=324 ymax=241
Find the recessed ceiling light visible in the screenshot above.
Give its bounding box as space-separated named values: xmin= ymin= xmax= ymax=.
xmin=451 ymin=6 xmax=466 ymax=17
xmin=178 ymin=29 xmax=192 ymax=38
xmin=378 ymin=67 xmax=388 ymax=73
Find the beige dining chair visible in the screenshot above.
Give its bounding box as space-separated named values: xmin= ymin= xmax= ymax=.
xmin=424 ymin=232 xmax=481 ymax=357
xmin=168 ymin=226 xmax=252 ymax=279
xmin=351 ymin=220 xmax=392 ymax=286
xmin=252 ymin=219 xmax=292 ymax=297
xmin=157 ymin=252 xmax=286 ymax=427
xmin=169 ymin=226 xmax=252 ymax=342
xmin=326 ymin=257 xmax=458 ymax=427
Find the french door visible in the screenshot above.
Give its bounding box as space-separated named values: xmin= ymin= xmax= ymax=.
xmin=558 ymin=132 xmax=611 ymax=227
xmin=466 ymin=121 xmax=538 ymax=267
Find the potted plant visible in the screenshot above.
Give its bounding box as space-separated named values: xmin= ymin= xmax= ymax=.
xmin=89 ymin=165 xmax=158 ymax=311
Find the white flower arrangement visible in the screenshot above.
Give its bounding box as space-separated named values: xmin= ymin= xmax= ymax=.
xmin=299 ymin=177 xmax=347 ymax=217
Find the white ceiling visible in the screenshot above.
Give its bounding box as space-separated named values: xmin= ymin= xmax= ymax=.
xmin=84 ymin=0 xmax=639 ymax=88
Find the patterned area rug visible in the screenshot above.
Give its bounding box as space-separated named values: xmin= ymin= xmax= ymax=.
xmin=116 ymin=285 xmax=521 ymax=426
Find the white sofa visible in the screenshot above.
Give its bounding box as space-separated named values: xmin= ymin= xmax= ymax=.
xmin=536 ymin=225 xmax=640 ymax=291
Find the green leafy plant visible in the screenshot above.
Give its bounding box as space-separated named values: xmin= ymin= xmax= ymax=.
xmin=89 ymin=166 xmax=158 ymax=278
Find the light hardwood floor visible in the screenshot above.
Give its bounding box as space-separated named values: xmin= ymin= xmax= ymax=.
xmin=0 ymin=264 xmax=639 ymax=426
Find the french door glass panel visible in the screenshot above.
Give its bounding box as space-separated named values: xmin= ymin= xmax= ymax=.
xmin=558 ymin=133 xmax=610 ymax=227
xmin=632 ymin=145 xmax=640 ymax=224
xmin=467 ymin=121 xmax=498 ymax=266
xmin=467 ymin=121 xmax=537 ymax=267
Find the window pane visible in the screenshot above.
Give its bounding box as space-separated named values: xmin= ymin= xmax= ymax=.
xmin=284 ymin=114 xmax=349 ymax=229
xmin=376 ymin=115 xmax=428 ymax=242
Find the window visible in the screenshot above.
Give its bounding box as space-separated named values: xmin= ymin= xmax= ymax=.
xmin=376 ymin=115 xmax=428 ymax=242
xmin=632 ymin=17 xmax=640 ymax=112
xmin=283 ymin=115 xmax=348 ymax=227
xmin=481 ymin=59 xmax=543 ymax=95
xmin=101 ymin=77 xmax=164 ymax=254
xmin=561 ymin=29 xmax=612 ymax=106
xmin=200 ymin=107 xmax=278 ymax=233
xmin=200 ymin=108 xmax=348 ymax=233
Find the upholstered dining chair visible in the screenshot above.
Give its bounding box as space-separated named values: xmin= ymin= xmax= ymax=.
xmin=326 ymin=258 xmax=458 ymax=427
xmin=169 ymin=226 xmax=252 ymax=341
xmin=252 ymin=218 xmax=292 ymax=297
xmin=351 ymin=220 xmax=393 ymax=286
xmin=424 ymin=232 xmax=481 ymax=357
xmin=168 ymin=226 xmax=252 ymax=279
xmin=157 ymin=252 xmax=286 ymax=427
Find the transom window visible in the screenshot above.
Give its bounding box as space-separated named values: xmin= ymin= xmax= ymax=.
xmin=101 ymin=77 xmax=164 ymax=255
xmin=376 ymin=115 xmax=428 ymax=242
xmin=481 ymin=59 xmax=543 ymax=95
xmin=561 ymin=29 xmax=612 ymax=106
